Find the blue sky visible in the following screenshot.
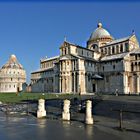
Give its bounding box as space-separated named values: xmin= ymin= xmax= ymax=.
xmin=0 ymin=1 xmax=140 ymax=83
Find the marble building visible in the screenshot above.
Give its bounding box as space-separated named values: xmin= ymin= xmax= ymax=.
xmin=0 ymin=55 xmax=26 ymax=93
xmin=31 ymin=23 xmax=140 ymax=94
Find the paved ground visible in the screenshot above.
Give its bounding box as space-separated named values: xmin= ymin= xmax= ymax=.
xmin=0 ymin=95 xmax=140 ymax=140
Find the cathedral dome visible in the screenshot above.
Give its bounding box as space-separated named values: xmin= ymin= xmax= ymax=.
xmin=89 ymin=22 xmax=113 ymax=40
xmin=2 ymin=54 xmax=24 ymax=69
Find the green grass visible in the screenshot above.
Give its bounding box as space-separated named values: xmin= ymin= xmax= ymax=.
xmin=0 ymin=92 xmax=81 ymax=103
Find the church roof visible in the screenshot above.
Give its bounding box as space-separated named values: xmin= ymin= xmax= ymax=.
xmin=101 ymin=52 xmax=128 ymax=61
xmin=62 ymin=41 xmax=94 ymax=52
xmin=1 ymin=55 xmax=24 ymax=69
xmin=40 ymin=56 xmax=59 ymax=62
xmin=104 ymin=36 xmax=131 ymax=46
xmin=31 ymin=67 xmax=53 ymax=74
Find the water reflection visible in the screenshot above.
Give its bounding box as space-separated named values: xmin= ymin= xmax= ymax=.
xmin=85 ymin=125 xmax=94 ymax=138
xmin=37 ymin=119 xmax=47 ymax=128
xmin=0 ymin=116 xmax=124 ymax=140
xmin=62 ymin=120 xmax=71 ymax=126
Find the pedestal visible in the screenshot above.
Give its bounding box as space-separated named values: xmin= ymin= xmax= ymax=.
xmin=62 ymin=99 xmax=70 ymax=121
xmin=37 ymin=99 xmax=46 ymax=118
xmin=85 ymin=100 xmax=94 ymax=125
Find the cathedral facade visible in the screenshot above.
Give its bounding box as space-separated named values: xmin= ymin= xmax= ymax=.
xmin=31 ymin=23 xmax=140 ymax=94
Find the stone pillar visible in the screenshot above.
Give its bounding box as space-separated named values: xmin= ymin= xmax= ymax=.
xmin=85 ymin=100 xmax=93 ymax=125
xmin=110 ymin=47 xmax=112 ymax=55
xmin=73 ymin=73 xmax=76 ymax=93
xmin=69 ymin=75 xmax=71 ymax=93
xmin=62 ymin=99 xmax=70 ymax=121
xmin=123 ymin=74 xmax=128 ymax=94
xmin=80 ymin=72 xmax=86 ymax=94
xmin=62 ymin=77 xmax=64 ymax=93
xmin=37 ymin=99 xmax=46 ymax=118
xmin=137 ymin=76 xmax=140 ymax=93
xmin=59 ymin=77 xmax=62 ymax=93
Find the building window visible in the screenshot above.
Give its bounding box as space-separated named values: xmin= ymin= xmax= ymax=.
xmin=120 ymin=44 xmax=123 ymax=52
xmin=106 ymin=76 xmax=109 ymax=83
xmin=103 ymin=66 xmax=104 ymax=71
xmin=116 ymin=45 xmax=119 ymax=53
xmin=105 ymin=48 xmax=107 ymax=54
xmin=108 ymin=47 xmax=111 ymax=55
xmin=113 ymin=65 xmax=115 ymax=69
xmin=112 ymin=46 xmax=115 ymax=54
xmin=131 ymin=63 xmax=134 ymax=71
xmin=65 ymin=48 xmax=67 ymax=55
xmin=88 ymin=75 xmax=90 ymax=81
xmin=67 ymin=61 xmax=69 ymax=65
xmin=82 ymin=50 xmax=83 ymax=55
xmin=135 ymin=55 xmax=138 ymax=60
xmin=125 ymin=43 xmax=129 ymax=51
xmin=92 ymin=44 xmax=98 ymax=49
xmin=92 ymin=53 xmax=94 ymax=57
xmin=101 ymin=49 xmax=103 ymax=54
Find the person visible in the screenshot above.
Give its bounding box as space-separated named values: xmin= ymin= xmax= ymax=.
xmin=115 ymin=89 xmax=118 ymax=96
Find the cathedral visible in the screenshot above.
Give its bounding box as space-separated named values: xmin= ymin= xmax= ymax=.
xmin=31 ymin=23 xmax=140 ymax=94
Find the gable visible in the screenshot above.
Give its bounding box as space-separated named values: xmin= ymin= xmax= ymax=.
xmin=129 ymin=35 xmax=139 ymax=48
xmin=59 ymin=54 xmax=77 ymax=60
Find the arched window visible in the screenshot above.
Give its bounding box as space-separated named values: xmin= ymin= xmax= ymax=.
xmin=91 ymin=44 xmax=98 ymax=50
xmin=101 ymin=49 xmax=103 ymax=54
xmin=105 ymin=48 xmax=107 ymax=54
xmin=112 ymin=46 xmax=115 ymax=54
xmin=113 ymin=65 xmax=115 ymax=69
xmin=65 ymin=48 xmax=67 ymax=55
xmin=116 ymin=45 xmax=119 ymax=53
xmin=131 ymin=63 xmax=134 ymax=71
xmin=120 ymin=44 xmax=123 ymax=52
xmin=108 ymin=47 xmax=111 ymax=55
xmin=125 ymin=43 xmax=129 ymax=51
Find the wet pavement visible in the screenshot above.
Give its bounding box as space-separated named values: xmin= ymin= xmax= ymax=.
xmin=0 ymin=114 xmax=139 ymax=140
xmin=0 ymin=96 xmax=140 ymax=140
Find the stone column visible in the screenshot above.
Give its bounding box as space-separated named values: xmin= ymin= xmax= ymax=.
xmin=73 ymin=73 xmax=76 ymax=93
xmin=137 ymin=76 xmax=140 ymax=93
xmin=62 ymin=77 xmax=64 ymax=93
xmin=59 ymin=77 xmax=61 ymax=93
xmin=37 ymin=99 xmax=46 ymax=118
xmin=123 ymin=74 xmax=128 ymax=94
xmin=62 ymin=99 xmax=70 ymax=121
xmin=85 ymin=100 xmax=94 ymax=125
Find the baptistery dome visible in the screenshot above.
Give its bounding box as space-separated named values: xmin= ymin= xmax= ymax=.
xmin=2 ymin=54 xmax=23 ymax=69
xmin=0 ymin=55 xmax=26 ymax=93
